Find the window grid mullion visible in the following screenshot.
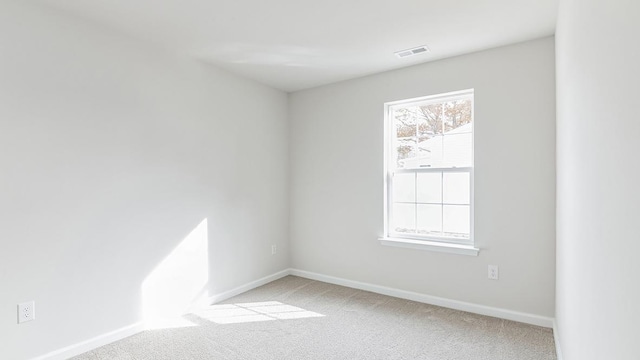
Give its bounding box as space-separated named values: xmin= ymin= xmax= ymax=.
xmin=440 ymin=170 xmax=444 ymax=238
xmin=415 ymin=109 xmax=419 ymax=235
xmin=413 ymin=173 xmax=418 ymax=234
xmin=440 ymin=103 xmax=445 ymax=238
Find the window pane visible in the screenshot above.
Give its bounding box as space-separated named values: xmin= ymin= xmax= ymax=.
xmin=443 ymin=205 xmax=470 ymax=238
xmin=394 ymin=107 xmax=417 ymax=169
xmin=417 ymin=172 xmax=442 ymax=203
xmin=417 ymin=103 xmax=443 ymax=162
xmin=396 ymin=137 xmax=416 ymax=168
xmin=442 ymin=133 xmax=472 ymax=167
xmin=417 ymin=204 xmax=442 ymax=236
xmin=393 ymin=173 xmax=415 ymax=203
xmin=443 ymin=172 xmax=470 ymax=204
xmin=393 ymin=204 xmax=416 ymax=233
xmin=418 ymin=103 xmax=443 ymax=136
xmin=394 ymin=108 xmax=417 ymax=138
xmin=444 ymin=99 xmax=472 ymax=133
xmin=411 ymin=134 xmax=443 ymax=168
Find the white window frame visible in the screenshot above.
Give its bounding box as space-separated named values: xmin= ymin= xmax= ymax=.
xmin=382 ymin=89 xmax=476 ymax=254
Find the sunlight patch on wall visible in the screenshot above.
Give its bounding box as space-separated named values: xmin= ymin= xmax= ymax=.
xmin=193 ymin=301 xmax=324 ymax=325
xmin=142 ymin=219 xmax=209 ymax=329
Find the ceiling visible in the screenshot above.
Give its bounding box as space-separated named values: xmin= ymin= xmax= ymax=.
xmin=40 ymin=0 xmax=558 ymax=92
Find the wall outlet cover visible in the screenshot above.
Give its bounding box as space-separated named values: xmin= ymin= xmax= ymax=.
xmin=18 ymin=301 xmax=35 ymax=323
xmin=488 ymin=265 xmax=499 ymax=280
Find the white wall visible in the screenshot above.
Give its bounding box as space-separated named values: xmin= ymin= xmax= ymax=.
xmin=0 ymin=2 xmax=289 ymax=359
xmin=556 ymin=0 xmax=640 ymax=359
xmin=289 ymin=37 xmax=556 ymax=317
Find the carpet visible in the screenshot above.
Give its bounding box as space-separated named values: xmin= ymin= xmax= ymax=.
xmin=72 ymin=275 xmax=556 ymax=360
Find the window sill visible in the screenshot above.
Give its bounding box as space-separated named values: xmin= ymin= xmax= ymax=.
xmin=378 ymin=237 xmax=480 ymax=256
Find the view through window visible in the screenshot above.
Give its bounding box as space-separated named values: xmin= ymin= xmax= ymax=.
xmin=385 ymin=90 xmax=474 ymax=245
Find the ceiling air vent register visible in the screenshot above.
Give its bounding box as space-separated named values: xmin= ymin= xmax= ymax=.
xmin=394 ymin=45 xmax=430 ymax=58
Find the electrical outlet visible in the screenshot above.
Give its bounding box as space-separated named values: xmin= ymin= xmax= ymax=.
xmin=271 ymin=244 xmax=277 ymax=255
xmin=488 ymin=265 xmax=499 ymax=280
xmin=18 ymin=301 xmax=35 ymax=323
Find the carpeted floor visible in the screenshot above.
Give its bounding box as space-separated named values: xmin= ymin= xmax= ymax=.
xmin=73 ymin=276 xmax=556 ymax=360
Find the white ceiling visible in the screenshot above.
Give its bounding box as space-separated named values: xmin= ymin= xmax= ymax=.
xmin=40 ymin=0 xmax=558 ymax=92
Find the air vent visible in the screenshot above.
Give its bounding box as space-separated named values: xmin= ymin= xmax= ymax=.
xmin=394 ymin=45 xmax=430 ymax=59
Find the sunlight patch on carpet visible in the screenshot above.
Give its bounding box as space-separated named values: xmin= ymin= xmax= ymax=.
xmin=193 ymin=301 xmax=324 ymax=324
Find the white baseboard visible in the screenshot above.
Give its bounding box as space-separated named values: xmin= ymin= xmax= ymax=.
xmin=553 ymin=320 xmax=563 ymax=360
xmin=32 ymin=268 xmax=557 ymax=360
xmin=31 ymin=322 xmax=144 ymax=360
xmin=207 ymin=268 xmax=291 ymax=304
xmin=32 ymin=268 xmax=291 ymax=360
xmin=289 ymin=268 xmax=554 ymax=328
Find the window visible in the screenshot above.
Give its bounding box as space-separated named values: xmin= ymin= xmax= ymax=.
xmin=384 ymin=89 xmax=474 ymax=248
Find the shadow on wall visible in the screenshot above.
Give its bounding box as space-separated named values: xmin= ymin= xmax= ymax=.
xmin=142 ymin=219 xmax=210 ymax=329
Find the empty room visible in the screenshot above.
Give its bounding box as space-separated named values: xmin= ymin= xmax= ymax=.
xmin=1 ymin=0 xmax=638 ymax=359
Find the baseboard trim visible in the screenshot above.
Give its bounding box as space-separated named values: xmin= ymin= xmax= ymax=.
xmin=31 ymin=322 xmax=144 ymax=360
xmin=32 ymin=268 xmax=291 ymax=360
xmin=289 ymin=268 xmax=554 ymax=328
xmin=553 ymin=319 xmax=563 ymax=360
xmin=207 ymin=268 xmax=291 ymax=304
xmin=32 ymin=268 xmax=557 ymax=359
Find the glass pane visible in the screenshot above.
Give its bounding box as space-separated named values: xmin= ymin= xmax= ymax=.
xmin=394 ymin=107 xmax=417 ymax=169
xmin=443 ymin=172 xmax=470 ymax=204
xmin=409 ymin=135 xmax=442 ymax=168
xmin=396 ymin=137 xmax=416 ymax=168
xmin=442 ymin=133 xmax=472 ymax=167
xmin=443 ymin=205 xmax=470 ymax=238
xmin=444 ymin=99 xmax=472 ymax=133
xmin=417 ymin=204 xmax=442 ymax=236
xmin=393 ymin=203 xmax=416 ymax=233
xmin=417 ymin=172 xmax=442 ymax=203
xmin=416 ymin=104 xmax=443 ymax=163
xmin=394 ymin=108 xmax=417 ymax=138
xmin=417 ymin=103 xmax=443 ymax=136
xmin=393 ymin=173 xmax=415 ymax=203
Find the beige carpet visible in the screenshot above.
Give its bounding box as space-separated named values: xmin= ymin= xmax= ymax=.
xmin=73 ymin=276 xmax=556 ymax=360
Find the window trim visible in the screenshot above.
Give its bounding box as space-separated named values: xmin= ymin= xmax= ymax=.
xmin=378 ymin=237 xmax=479 ymax=256
xmin=383 ymin=89 xmax=475 ymax=250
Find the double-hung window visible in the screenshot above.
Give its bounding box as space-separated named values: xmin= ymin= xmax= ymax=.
xmin=384 ymin=89 xmax=474 ymax=249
